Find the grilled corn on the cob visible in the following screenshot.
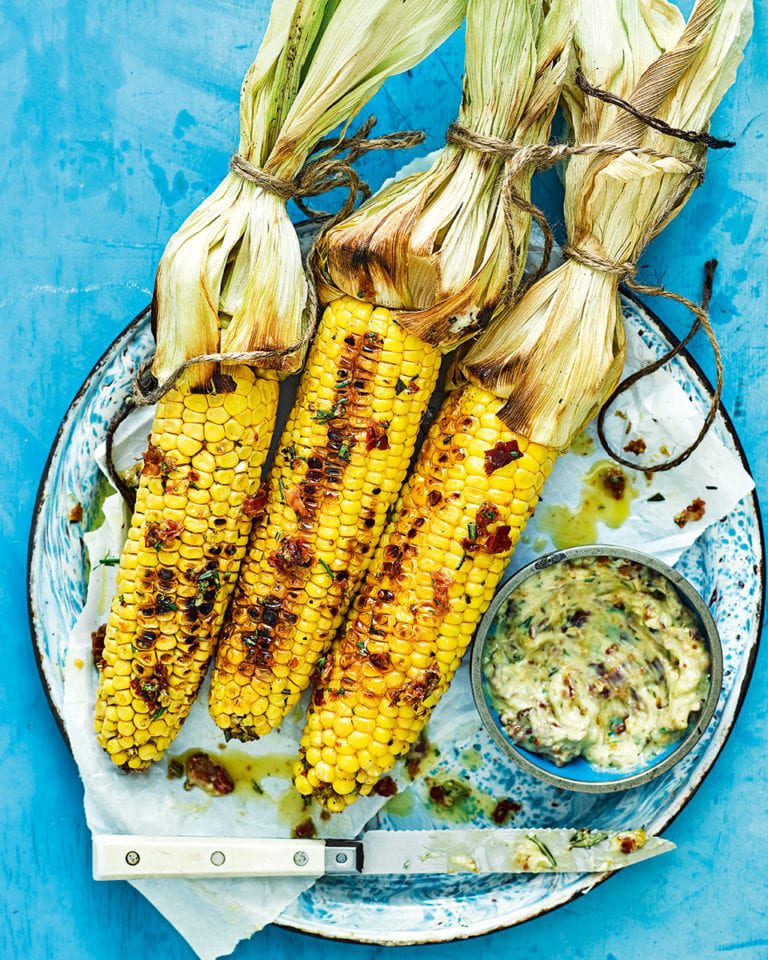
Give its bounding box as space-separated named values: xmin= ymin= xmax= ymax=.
xmin=294 ymin=383 xmax=556 ymax=810
xmin=209 ymin=297 xmax=441 ymax=740
xmin=94 ymin=368 xmax=278 ymax=770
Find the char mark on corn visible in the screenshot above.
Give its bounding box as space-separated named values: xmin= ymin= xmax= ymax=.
xmin=209 ymin=297 xmax=441 ymax=741
xmin=294 ymin=383 xmax=557 ymax=810
xmin=94 ymin=368 xmax=278 ymax=770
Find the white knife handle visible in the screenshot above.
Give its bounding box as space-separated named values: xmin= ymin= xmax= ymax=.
xmin=92 ymin=834 xmax=326 ymax=880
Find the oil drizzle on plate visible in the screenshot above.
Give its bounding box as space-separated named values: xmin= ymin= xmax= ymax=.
xmin=424 ymin=775 xmax=521 ymax=825
xmin=568 ymin=430 xmax=596 ymax=457
xmin=168 ymin=749 xmax=314 ymax=835
xmin=538 ymin=460 xmax=637 ymax=549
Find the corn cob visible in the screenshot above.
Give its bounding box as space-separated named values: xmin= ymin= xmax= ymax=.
xmin=294 ymin=383 xmax=556 ymax=810
xmin=94 ymin=368 xmax=278 ymax=770
xmin=209 ymin=297 xmax=441 ymax=740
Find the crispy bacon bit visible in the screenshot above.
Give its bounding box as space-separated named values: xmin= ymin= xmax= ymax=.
xmin=142 ymin=441 xmax=163 ymax=475
xmin=145 ymin=519 xmax=182 ymax=550
xmin=243 ymin=485 xmax=267 ymax=518
xmin=68 ymin=502 xmax=83 ymax=523
xmin=432 ymin=570 xmax=453 ymax=613
xmin=390 ymin=664 xmax=440 ymax=705
xmin=623 ymin=438 xmax=647 ymax=456
xmin=484 ymin=439 xmax=521 ymax=474
xmin=91 ymin=624 xmax=107 ymax=669
xmin=270 ymin=537 xmax=313 ymax=573
xmin=674 ymin=498 xmax=706 ymax=528
xmin=184 ymin=752 xmax=235 ymax=796
xmin=372 ymin=776 xmax=398 ymax=798
xmin=366 ymin=421 xmax=390 ymax=452
xmin=286 ymin=485 xmax=311 ymax=519
xmin=130 ymin=664 xmax=168 ymax=708
xmin=485 ymin=525 xmax=513 ymax=554
xmin=602 ymin=468 xmax=627 ymax=501
xmin=292 ymin=817 xmax=318 ymax=839
xmin=188 ymin=469 xmax=200 ymax=483
xmin=368 ymin=651 xmax=392 ymax=670
xmin=619 ymin=834 xmax=638 ymax=855
xmin=475 ymin=503 xmax=500 ymax=536
xmin=491 ymin=798 xmax=522 ymax=825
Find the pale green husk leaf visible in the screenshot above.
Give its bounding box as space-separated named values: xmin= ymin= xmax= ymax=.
xmin=314 ymin=0 xmax=574 ymax=349
xmin=460 ymin=0 xmax=752 ymax=448
xmin=153 ymin=0 xmax=467 ymax=387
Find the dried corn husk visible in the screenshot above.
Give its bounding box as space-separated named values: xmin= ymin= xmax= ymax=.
xmin=459 ymin=0 xmax=752 ymax=448
xmin=313 ymin=0 xmax=573 ymax=348
xmin=152 ymin=0 xmax=467 ymax=388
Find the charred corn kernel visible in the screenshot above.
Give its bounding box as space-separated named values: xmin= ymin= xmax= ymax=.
xmin=209 ymin=297 xmax=441 ymax=740
xmin=295 ymin=384 xmax=557 ymax=809
xmin=94 ymin=367 xmax=278 ymax=771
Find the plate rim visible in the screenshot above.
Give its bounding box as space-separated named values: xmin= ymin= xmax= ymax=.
xmin=27 ymin=292 xmax=764 ymax=946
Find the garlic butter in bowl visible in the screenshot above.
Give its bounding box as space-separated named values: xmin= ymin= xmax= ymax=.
xmin=470 ymin=546 xmax=723 ymax=793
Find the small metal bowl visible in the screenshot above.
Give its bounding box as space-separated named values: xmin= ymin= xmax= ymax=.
xmin=470 ymin=545 xmax=723 ymax=793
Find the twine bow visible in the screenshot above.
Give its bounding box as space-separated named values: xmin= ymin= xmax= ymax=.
xmin=107 ymin=117 xmax=424 ymax=507
xmin=231 ymin=115 xmax=424 ymax=227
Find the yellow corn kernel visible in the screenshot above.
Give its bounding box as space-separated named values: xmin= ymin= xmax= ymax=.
xmin=93 ymin=368 xmax=279 ymax=771
xmin=295 ymin=383 xmax=558 ymax=811
xmin=209 ymin=296 xmax=441 ymax=741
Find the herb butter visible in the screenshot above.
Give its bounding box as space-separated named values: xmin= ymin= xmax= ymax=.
xmin=484 ymin=557 xmax=710 ymax=769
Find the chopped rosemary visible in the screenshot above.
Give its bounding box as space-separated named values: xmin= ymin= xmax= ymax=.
xmin=98 ymin=556 xmax=120 ymax=567
xmin=315 ymin=397 xmax=347 ymax=422
xmin=526 ymin=834 xmax=557 ymax=868
xmin=569 ymin=829 xmax=609 ymax=849
xmin=319 ymin=559 xmax=334 ymax=581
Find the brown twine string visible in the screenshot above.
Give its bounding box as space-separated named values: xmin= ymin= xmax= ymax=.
xmin=445 ymin=122 xmax=703 ymax=303
xmin=596 ymin=259 xmax=721 ymax=473
xmin=574 ymin=70 xmax=735 ymax=150
xmin=446 ymin=73 xmax=732 ymax=472
xmin=106 ymin=116 xmax=424 ymax=506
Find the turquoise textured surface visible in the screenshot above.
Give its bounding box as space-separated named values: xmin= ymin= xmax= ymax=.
xmin=3 ymin=1 xmax=767 ymax=958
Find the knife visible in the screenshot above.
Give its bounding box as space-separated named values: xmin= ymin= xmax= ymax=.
xmin=93 ymin=829 xmax=673 ymax=879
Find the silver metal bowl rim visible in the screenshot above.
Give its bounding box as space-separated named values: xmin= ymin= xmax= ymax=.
xmin=470 ymin=543 xmax=724 ymax=795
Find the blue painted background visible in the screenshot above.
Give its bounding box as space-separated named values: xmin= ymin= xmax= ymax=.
xmin=2 ymin=1 xmax=767 ymax=957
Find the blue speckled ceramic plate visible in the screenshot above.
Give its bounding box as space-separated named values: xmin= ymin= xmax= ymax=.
xmin=28 ymin=291 xmax=763 ymax=945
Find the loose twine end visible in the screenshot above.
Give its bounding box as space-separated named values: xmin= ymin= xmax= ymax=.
xmin=596 ymin=259 xmax=722 ymax=474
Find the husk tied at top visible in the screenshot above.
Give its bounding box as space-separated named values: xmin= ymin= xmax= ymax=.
xmin=459 ymin=0 xmax=752 ymax=449
xmin=152 ymin=0 xmax=467 ymax=389
xmin=313 ymin=0 xmax=573 ymax=349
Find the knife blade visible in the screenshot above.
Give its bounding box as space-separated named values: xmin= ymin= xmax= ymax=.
xmin=93 ymin=829 xmax=672 ymax=880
